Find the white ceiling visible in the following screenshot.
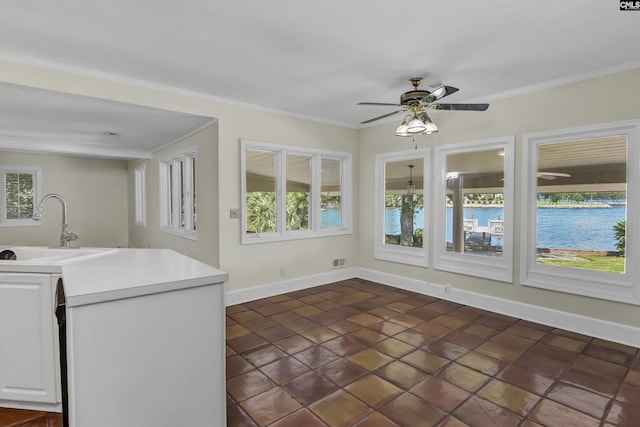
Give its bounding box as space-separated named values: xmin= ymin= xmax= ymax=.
xmin=1 ymin=1 xmax=640 ymax=158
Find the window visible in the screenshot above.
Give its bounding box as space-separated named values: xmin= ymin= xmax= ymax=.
xmin=522 ymin=120 xmax=639 ymax=304
xmin=434 ymin=136 xmax=515 ymax=282
xmin=159 ymin=147 xmax=197 ymax=239
xmin=241 ymin=140 xmax=352 ymax=244
xmin=134 ymin=164 xmax=146 ymax=227
xmin=374 ymin=149 xmax=429 ymax=267
xmin=1 ymin=166 xmax=40 ymax=226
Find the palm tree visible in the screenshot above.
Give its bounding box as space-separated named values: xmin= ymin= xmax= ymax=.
xmin=613 ymin=220 xmax=626 ymax=256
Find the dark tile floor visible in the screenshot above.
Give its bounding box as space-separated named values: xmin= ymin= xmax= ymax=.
xmin=3 ymin=278 xmax=638 ymax=426
xmin=226 ymin=278 xmax=640 ymax=427
xmin=0 ymin=408 xmax=62 ymax=427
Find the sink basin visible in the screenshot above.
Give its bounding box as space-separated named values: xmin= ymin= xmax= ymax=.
xmin=0 ymin=246 xmax=117 ymax=263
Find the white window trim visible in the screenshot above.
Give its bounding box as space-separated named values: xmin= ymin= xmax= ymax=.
xmin=159 ymin=147 xmax=197 ymax=240
xmin=521 ymin=120 xmax=640 ymax=304
xmin=374 ymin=149 xmax=430 ymax=267
xmin=433 ymin=136 xmax=515 ymax=282
xmin=241 ymin=139 xmax=352 ymax=244
xmin=0 ymin=165 xmax=41 ymax=227
xmin=134 ymin=164 xmax=146 ymax=227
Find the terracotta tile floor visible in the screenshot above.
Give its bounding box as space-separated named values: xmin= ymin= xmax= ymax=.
xmin=226 ymin=278 xmax=640 ymax=427
xmin=0 ymin=408 xmax=62 ymax=427
xmin=3 ymin=278 xmax=639 ymax=426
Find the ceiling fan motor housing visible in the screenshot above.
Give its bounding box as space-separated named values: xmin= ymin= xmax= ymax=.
xmin=400 ymin=90 xmax=431 ymax=106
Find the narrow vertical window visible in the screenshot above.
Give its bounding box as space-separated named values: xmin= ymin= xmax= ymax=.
xmin=134 ymin=165 xmax=146 ymax=227
xmin=374 ymin=150 xmax=430 ymax=267
xmin=321 ymin=157 xmax=342 ymax=229
xmin=245 ymin=149 xmax=278 ymax=235
xmin=159 ymin=147 xmax=197 ymax=239
xmin=384 ymin=160 xmax=424 ymax=248
xmin=286 ymin=154 xmax=311 ymax=231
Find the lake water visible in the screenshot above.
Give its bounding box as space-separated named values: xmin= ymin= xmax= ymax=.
xmin=379 ymin=205 xmax=626 ymax=251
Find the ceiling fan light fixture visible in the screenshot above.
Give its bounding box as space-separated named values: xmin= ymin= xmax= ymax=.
xmin=423 ymin=114 xmax=438 ymax=134
xmin=407 ymin=117 xmax=427 ymax=134
xmin=394 ymin=115 xmax=412 ymax=137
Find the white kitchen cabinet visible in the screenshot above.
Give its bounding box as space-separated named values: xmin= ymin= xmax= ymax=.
xmin=60 ymin=249 xmax=227 ymax=427
xmin=0 ymin=273 xmax=60 ymax=406
xmin=0 ymin=247 xmax=227 ymax=425
xmin=66 ymin=282 xmax=225 ymax=427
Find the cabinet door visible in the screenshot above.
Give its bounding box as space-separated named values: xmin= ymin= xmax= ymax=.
xmin=0 ymin=273 xmax=58 ymax=403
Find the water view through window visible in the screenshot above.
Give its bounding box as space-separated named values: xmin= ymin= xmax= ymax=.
xmin=534 ymin=135 xmax=627 ymax=273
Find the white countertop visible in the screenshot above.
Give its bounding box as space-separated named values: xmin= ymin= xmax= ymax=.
xmin=0 ymin=247 xmax=228 ymax=307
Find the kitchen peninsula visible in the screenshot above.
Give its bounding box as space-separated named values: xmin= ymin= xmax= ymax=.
xmin=0 ymin=247 xmax=228 ymax=427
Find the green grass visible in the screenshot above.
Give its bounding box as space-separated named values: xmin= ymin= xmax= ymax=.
xmin=537 ymin=255 xmax=625 ymax=273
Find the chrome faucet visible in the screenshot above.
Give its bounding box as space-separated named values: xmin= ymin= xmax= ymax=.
xmin=32 ymin=193 xmax=79 ymax=248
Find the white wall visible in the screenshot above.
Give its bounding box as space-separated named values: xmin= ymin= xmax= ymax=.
xmin=2 ymin=57 xmax=638 ymax=334
xmin=127 ymin=123 xmax=220 ymax=267
xmin=0 ymin=59 xmax=359 ymax=292
xmin=0 ymin=151 xmax=128 ymax=248
xmin=357 ymin=68 xmax=640 ymax=330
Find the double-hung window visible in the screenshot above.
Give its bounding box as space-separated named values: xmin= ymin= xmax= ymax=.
xmin=433 ymin=136 xmax=515 ymax=282
xmin=159 ymin=148 xmax=197 ymax=239
xmin=1 ymin=166 xmax=40 ymax=226
xmin=241 ymin=139 xmax=352 ymax=244
xmin=374 ymin=149 xmax=430 ymax=267
xmin=522 ymin=120 xmax=640 ymax=304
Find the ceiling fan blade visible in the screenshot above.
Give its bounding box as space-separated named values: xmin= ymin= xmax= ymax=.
xmin=422 ymin=85 xmax=459 ymax=103
xmin=360 ymin=110 xmax=404 ymax=124
xmin=357 ymin=102 xmax=403 ymax=107
xmin=430 ymin=103 xmax=490 ymax=111
xmin=537 ymin=172 xmax=571 ymax=180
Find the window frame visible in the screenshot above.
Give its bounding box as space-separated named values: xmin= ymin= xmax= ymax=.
xmin=433 ymin=136 xmax=515 ymax=282
xmin=134 ymin=164 xmax=146 ymax=227
xmin=0 ymin=165 xmax=41 ymax=227
xmin=241 ymin=139 xmax=352 ymax=244
xmin=521 ymin=120 xmax=640 ymax=304
xmin=374 ymin=149 xmax=430 ymax=267
xmin=159 ymin=147 xmax=197 ymax=240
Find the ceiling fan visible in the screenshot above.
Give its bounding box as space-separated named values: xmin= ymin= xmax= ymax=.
xmin=358 ymin=77 xmax=489 ymax=136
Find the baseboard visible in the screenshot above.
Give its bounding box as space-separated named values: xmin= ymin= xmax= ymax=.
xmin=224 ymin=267 xmax=640 ymax=348
xmin=224 ymin=267 xmax=358 ymax=306
xmin=358 ymin=268 xmax=640 ymax=349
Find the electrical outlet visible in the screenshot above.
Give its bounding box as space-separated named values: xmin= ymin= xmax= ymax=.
xmin=444 ymin=284 xmax=452 ymax=294
xmin=332 ymin=258 xmax=346 ymax=268
xmin=279 ymin=267 xmax=286 ymax=277
xmin=229 ymin=208 xmax=241 ymax=219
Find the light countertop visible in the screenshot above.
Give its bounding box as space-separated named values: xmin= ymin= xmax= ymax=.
xmin=0 ymin=247 xmax=228 ymax=307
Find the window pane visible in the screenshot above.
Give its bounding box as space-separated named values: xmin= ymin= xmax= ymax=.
xmin=5 ymin=172 xmax=34 ymax=220
xmin=286 ymin=154 xmax=311 ymax=231
xmin=445 ymin=149 xmax=505 ymax=257
xmin=192 ymin=156 xmax=197 ymax=231
xmin=536 ymin=136 xmax=627 ymax=273
xmin=167 ymin=163 xmax=174 ymax=226
xmin=385 ymin=159 xmax=424 ymax=248
xmin=246 ymin=150 xmax=277 ymax=233
xmin=134 ymin=165 xmax=146 ymax=226
xmin=321 ymin=158 xmax=342 ymax=229
xmin=179 ymin=159 xmax=186 ymax=229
